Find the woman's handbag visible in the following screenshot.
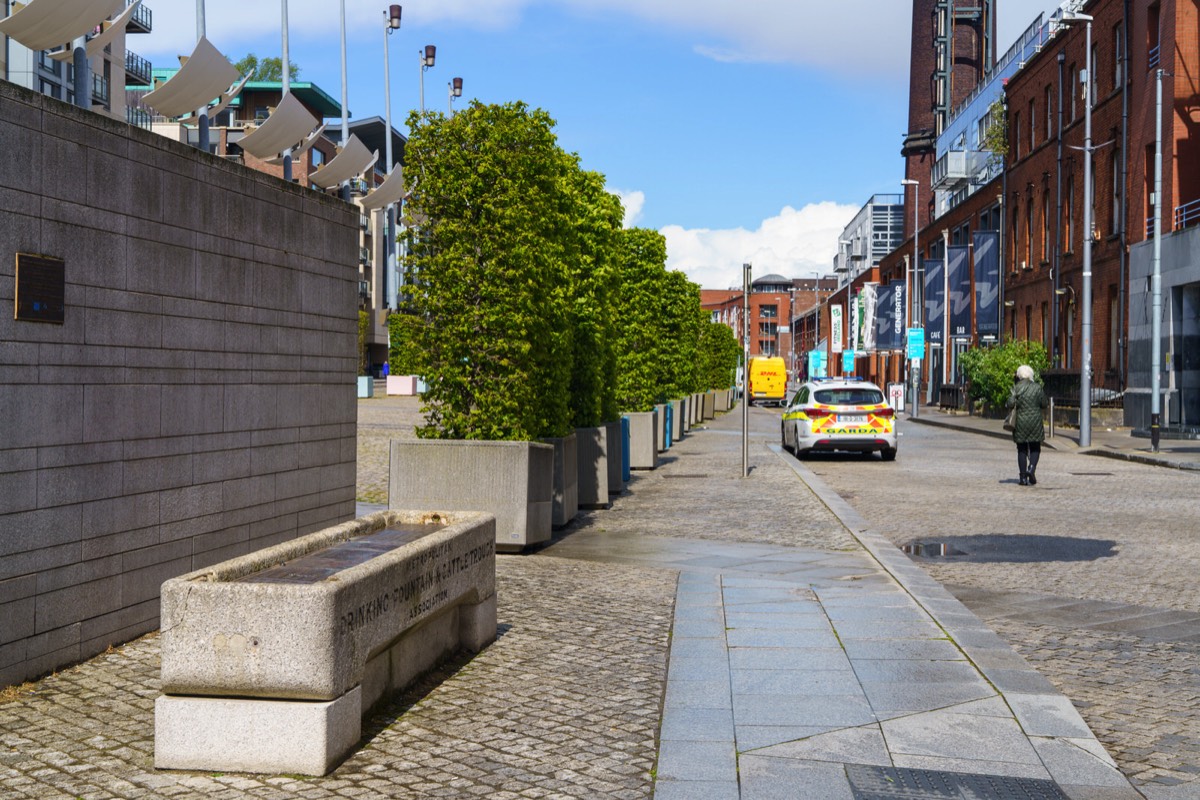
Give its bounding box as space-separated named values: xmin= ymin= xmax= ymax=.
xmin=1003 ymin=407 xmax=1016 ymax=431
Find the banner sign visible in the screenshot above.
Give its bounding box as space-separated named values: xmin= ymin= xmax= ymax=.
xmin=849 ymin=293 xmax=860 ymax=352
xmin=875 ymin=283 xmax=896 ymax=351
xmin=946 ymin=245 xmax=971 ymax=339
xmin=889 ymin=280 xmax=906 ymax=350
xmin=830 ymin=305 xmax=844 ymax=353
xmin=807 ymin=349 xmax=827 ymax=378
xmin=923 ymin=258 xmax=944 ymax=345
xmin=860 ymin=284 xmax=878 ymax=351
xmin=906 ymin=327 xmax=925 ymax=360
xmin=973 ymin=231 xmax=1001 ymax=339
xmin=842 ymin=349 xmax=855 ymax=373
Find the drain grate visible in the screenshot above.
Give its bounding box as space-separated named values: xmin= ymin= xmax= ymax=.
xmin=663 ymin=474 xmax=710 ymax=479
xmin=846 ymin=764 xmax=1069 ymax=800
xmin=1069 ymin=471 xmax=1115 ymax=476
xmin=901 ymin=542 xmax=967 ymax=558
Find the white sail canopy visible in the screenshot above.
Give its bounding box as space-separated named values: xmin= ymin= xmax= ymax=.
xmin=237 ymin=92 xmax=322 ymax=161
xmin=0 ymin=0 xmax=122 ymax=53
xmin=309 ymin=135 xmax=377 ymax=189
xmin=206 ymin=74 xmax=251 ymax=119
xmin=261 ymin=124 xmax=327 ymax=165
xmin=141 ymin=36 xmax=241 ymax=118
xmin=48 ymin=0 xmax=138 ymax=62
xmin=359 ymin=167 xmax=406 ymax=211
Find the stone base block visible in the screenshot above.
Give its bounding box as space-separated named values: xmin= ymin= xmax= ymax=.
xmin=576 ymin=426 xmax=610 ymax=509
xmin=356 ymin=376 xmax=374 ymax=398
xmin=386 ymin=375 xmax=420 ymax=395
xmin=627 ymin=411 xmax=659 ymax=470
xmin=154 ymin=687 xmax=362 ymax=776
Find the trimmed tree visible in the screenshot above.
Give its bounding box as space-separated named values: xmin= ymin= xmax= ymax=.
xmin=387 ymin=312 xmax=424 ymax=375
xmin=401 ymin=101 xmax=573 ymax=441
xmin=698 ymin=320 xmax=740 ymax=390
xmin=613 ymin=228 xmax=669 ymax=413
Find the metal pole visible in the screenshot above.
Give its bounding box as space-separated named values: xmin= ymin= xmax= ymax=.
xmin=743 ymin=263 xmax=751 ymax=478
xmin=197 ymin=0 xmax=209 ymax=152
xmin=912 ymin=182 xmax=920 ymax=417
xmin=1080 ymin=19 xmax=1094 ymax=446
xmin=419 ymin=52 xmax=425 ymax=114
xmin=281 ymin=0 xmax=292 ymax=183
xmin=383 ymin=12 xmax=396 ymax=311
xmin=1150 ymin=68 xmax=1163 ymax=451
xmin=1054 ymin=51 xmax=1064 ymax=367
xmin=339 ymin=0 xmax=350 ymax=202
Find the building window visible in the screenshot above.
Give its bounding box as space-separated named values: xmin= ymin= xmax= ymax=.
xmin=39 ymin=78 xmax=59 ymax=99
xmin=1065 ymin=174 xmax=1075 ymax=253
xmin=1041 ymin=301 xmax=1050 ymax=349
xmin=759 ymin=304 xmax=777 ymax=319
xmin=1029 ymin=98 xmax=1036 ymax=149
xmin=1013 ymin=110 xmax=1021 ymax=159
xmin=1109 ymin=290 xmax=1119 ymax=369
xmin=1148 ymin=3 xmax=1161 ymax=70
xmin=1025 ymin=306 xmax=1033 ymax=341
xmin=1113 ymin=21 xmax=1124 ymax=88
xmin=1012 ymin=207 xmax=1021 ymax=270
xmin=1025 ymin=198 xmax=1033 ymax=266
xmin=1069 ymin=63 xmax=1078 ymax=121
xmin=1045 ymin=85 xmax=1053 ymax=141
xmin=1111 ymin=151 xmax=1121 ymax=234
xmin=1090 ymin=43 xmax=1099 ymax=105
xmin=1041 ymin=192 xmax=1050 ymax=262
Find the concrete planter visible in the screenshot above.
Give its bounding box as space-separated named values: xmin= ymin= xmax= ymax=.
xmin=388 ymin=440 xmax=554 ymax=551
xmin=604 ymin=420 xmax=625 ymax=495
xmin=702 ymin=391 xmax=716 ymax=420
xmin=691 ymin=393 xmax=703 ymax=424
xmin=655 ymin=403 xmax=670 ymax=452
xmin=715 ymin=389 xmax=730 ymax=412
xmin=357 ymin=376 xmax=374 ymax=398
xmin=681 ymin=397 xmax=691 ymax=433
xmin=541 ymin=433 xmax=579 ymax=528
xmin=626 ymin=410 xmax=659 ymax=470
xmin=576 ymin=426 xmax=610 ymax=509
xmin=671 ymin=399 xmax=686 ymax=442
xmin=386 ymin=375 xmax=420 ymax=396
xmin=620 ymin=417 xmax=632 ymax=482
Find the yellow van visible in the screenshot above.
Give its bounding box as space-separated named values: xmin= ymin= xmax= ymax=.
xmin=748 ymin=357 xmax=787 ymax=407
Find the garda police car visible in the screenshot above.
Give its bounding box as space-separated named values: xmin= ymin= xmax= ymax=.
xmin=780 ymin=377 xmax=898 ymax=461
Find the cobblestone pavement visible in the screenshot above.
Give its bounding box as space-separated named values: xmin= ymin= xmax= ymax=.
xmin=793 ymin=417 xmax=1200 ymax=798
xmin=0 ymin=551 xmax=674 ymax=798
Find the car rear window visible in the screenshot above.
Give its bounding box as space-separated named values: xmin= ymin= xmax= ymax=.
xmin=814 ymin=388 xmax=884 ymax=406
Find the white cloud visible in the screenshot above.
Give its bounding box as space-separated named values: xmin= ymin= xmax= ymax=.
xmin=138 ymin=0 xmax=1059 ymax=77
xmin=661 ymin=201 xmax=857 ymax=291
xmin=609 ymin=188 xmax=645 ymax=228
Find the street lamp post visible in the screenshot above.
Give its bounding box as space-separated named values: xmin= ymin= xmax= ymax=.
xmin=419 ymin=44 xmax=436 ymax=114
xmin=383 ymin=4 xmax=401 ymax=310
xmin=339 ymin=0 xmax=350 ymax=201
xmin=281 ymin=0 xmax=292 ymax=182
xmin=448 ymin=77 xmax=462 ymax=115
xmin=1063 ymin=10 xmax=1095 ymax=446
xmin=901 ymin=178 xmax=921 ymax=418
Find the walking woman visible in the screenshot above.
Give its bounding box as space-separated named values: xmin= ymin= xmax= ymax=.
xmin=1007 ymin=364 xmax=1048 ymax=485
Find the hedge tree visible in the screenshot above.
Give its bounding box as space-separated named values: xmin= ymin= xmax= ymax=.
xmin=658 ymin=270 xmax=703 ymax=398
xmin=387 ymin=312 xmax=424 ymax=376
xmin=613 ymin=228 xmax=669 ymax=413
xmin=959 ymin=339 xmax=1050 ymax=412
xmin=400 ymin=101 xmax=573 ymax=441
xmin=698 ymin=320 xmax=740 ymax=390
xmin=562 ymin=165 xmax=624 ymax=428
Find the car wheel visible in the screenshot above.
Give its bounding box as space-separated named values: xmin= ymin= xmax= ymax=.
xmin=880 ymin=448 xmax=897 ymax=462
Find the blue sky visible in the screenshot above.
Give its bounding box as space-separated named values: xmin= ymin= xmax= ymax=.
xmin=136 ymin=0 xmax=1055 ymax=289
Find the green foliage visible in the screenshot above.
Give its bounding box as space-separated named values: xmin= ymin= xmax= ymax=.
xmin=401 ymin=101 xmax=573 ymax=441
xmin=698 ymin=321 xmax=740 ymax=390
xmin=387 ymin=312 xmax=424 ymax=375
xmin=960 ymin=339 xmax=1050 ymax=411
xmin=612 ymin=228 xmax=669 ymax=413
xmin=659 ymin=271 xmax=703 ymax=398
xmin=234 ymin=54 xmax=300 ymax=83
xmin=981 ymin=98 xmax=1008 ymax=167
xmin=357 ymin=310 xmax=369 ymax=376
xmin=562 ymin=167 xmax=625 ymax=427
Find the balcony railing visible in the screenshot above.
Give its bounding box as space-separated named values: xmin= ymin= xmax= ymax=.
xmin=1175 ymin=198 xmax=1200 ymax=231
xmin=125 ymin=50 xmax=151 ymax=85
xmin=91 ymin=73 xmax=109 ymax=106
xmin=127 ymin=0 xmax=152 ymax=33
xmin=359 ymin=247 xmax=371 ymax=264
xmin=126 ymin=104 xmax=152 ymax=129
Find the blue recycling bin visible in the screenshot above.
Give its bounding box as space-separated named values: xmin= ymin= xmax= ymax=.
xmin=664 ymin=403 xmax=673 ymax=448
xmin=621 ymin=415 xmax=631 ymax=483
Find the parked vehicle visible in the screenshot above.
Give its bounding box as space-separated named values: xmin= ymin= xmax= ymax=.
xmin=747 ymin=357 xmax=787 ymax=407
xmin=781 ymin=377 xmax=897 ymax=460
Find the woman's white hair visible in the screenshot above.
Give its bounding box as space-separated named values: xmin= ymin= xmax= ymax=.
xmin=1015 ymin=364 xmax=1036 ymax=381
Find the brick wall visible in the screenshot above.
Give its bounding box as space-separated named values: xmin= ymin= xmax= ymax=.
xmin=0 ymin=82 xmax=359 ymax=686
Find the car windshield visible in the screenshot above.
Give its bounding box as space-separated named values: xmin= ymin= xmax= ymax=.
xmin=814 ymin=388 xmax=884 ymax=406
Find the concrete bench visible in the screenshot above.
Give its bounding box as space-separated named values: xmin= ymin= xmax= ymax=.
xmin=154 ymin=509 xmax=497 ymax=776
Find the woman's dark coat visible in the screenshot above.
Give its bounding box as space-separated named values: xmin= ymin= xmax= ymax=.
xmin=1006 ymin=378 xmax=1047 ymax=444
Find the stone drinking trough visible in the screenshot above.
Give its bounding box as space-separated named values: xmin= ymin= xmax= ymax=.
xmin=154 ymin=509 xmax=497 ymax=776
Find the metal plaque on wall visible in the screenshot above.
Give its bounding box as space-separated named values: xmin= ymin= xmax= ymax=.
xmin=14 ymin=253 xmax=65 ymax=324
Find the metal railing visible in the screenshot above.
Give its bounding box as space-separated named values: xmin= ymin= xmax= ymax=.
xmin=125 ymin=51 xmax=151 ymax=85
xmin=1146 ymin=216 xmax=1155 ymax=238
xmin=125 ymin=104 xmax=152 ymax=129
xmin=1148 ymin=42 xmax=1160 ymax=70
xmin=91 ymin=73 xmax=109 ymax=105
xmin=1042 ymin=369 xmax=1124 ymax=408
xmin=938 ymin=384 xmax=966 ymax=410
xmin=127 ymin=0 xmax=152 ymax=32
xmin=1175 ymin=198 xmax=1200 ymax=231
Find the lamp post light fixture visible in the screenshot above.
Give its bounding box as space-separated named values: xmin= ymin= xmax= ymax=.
xmin=900 ymin=178 xmax=921 ymax=418
xmin=448 ymin=76 xmax=462 ymax=115
xmin=1061 ymin=9 xmax=1094 ymax=446
xmin=382 ymin=3 xmax=402 ymax=310
xmin=419 ymin=44 xmax=436 ymax=113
